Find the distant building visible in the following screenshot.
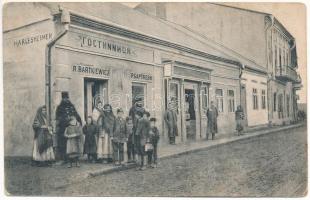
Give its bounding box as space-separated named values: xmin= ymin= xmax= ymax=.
xmin=136 ymin=2 xmax=302 ymax=126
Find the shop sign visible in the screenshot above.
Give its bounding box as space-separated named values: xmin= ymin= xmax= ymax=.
xmin=72 ymin=64 xmax=110 ymax=77
xmin=130 ymin=72 xmax=152 ymax=82
xmin=13 ymin=33 xmax=53 ymax=47
xmin=60 ymin=29 xmax=154 ymax=63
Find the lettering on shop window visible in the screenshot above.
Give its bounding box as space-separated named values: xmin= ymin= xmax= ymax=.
xmin=72 ymin=65 xmax=110 ymax=77
xmin=130 ymin=72 xmax=152 ymax=82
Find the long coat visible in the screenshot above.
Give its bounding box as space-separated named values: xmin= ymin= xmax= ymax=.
xmin=164 ymin=109 xmax=178 ymax=137
xmin=55 ymin=100 xmax=82 ymax=157
xmin=83 ymin=124 xmax=98 ymax=154
xmin=206 ymin=106 xmax=218 ymax=134
xmin=135 ymin=118 xmax=151 ymax=146
xmin=112 ymin=117 xmax=127 ymax=143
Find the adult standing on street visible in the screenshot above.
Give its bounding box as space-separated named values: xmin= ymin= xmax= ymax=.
xmin=92 ymin=101 xmax=103 ymax=124
xmin=235 ymin=105 xmax=244 ymax=136
xmin=164 ymin=100 xmax=178 ymax=145
xmin=32 ymin=105 xmax=55 ymax=166
xmin=129 ymin=96 xmax=145 ymax=161
xmin=55 ymin=92 xmax=82 ymax=162
xmin=97 ymin=104 xmax=115 ymax=163
xmin=206 ymin=101 xmax=218 ymax=140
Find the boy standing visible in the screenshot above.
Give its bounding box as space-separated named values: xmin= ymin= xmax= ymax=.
xmin=135 ymin=111 xmax=150 ymax=170
xmin=112 ymin=108 xmax=127 ymax=166
xmin=150 ymin=117 xmax=160 ymax=167
xmin=125 ymin=116 xmax=134 ymax=163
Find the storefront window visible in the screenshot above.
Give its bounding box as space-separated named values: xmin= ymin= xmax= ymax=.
xmin=261 ymin=90 xmax=266 ymax=109
xmin=273 ymin=92 xmax=277 ymax=111
xmin=201 ymin=86 xmax=209 ymax=112
xmin=287 ymin=94 xmax=290 ymax=117
xmin=169 ymin=82 xmax=179 ymax=113
xmin=132 ymin=82 xmax=146 ymax=107
xmin=278 ymin=94 xmax=284 ymax=119
xmin=227 ymin=90 xmax=235 ymax=112
xmin=215 ymin=89 xmax=224 ymax=113
xmin=252 ymin=88 xmax=258 ymax=110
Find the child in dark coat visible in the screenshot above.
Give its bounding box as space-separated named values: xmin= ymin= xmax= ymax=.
xmin=112 ymin=108 xmax=127 ymax=166
xmin=83 ymin=116 xmax=98 ymax=163
xmin=126 ymin=116 xmax=134 ymax=163
xmin=150 ymin=117 xmax=160 ymax=167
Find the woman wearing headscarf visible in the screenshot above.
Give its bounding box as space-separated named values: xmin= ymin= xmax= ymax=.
xmin=97 ymin=104 xmax=115 ymax=163
xmin=32 ymin=105 xmax=55 ymax=166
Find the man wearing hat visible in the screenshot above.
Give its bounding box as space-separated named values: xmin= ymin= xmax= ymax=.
xmin=111 ymin=108 xmax=127 ymax=165
xmin=129 ymin=95 xmax=145 ymax=160
xmin=164 ymin=99 xmax=178 ymax=145
xmin=55 ymin=91 xmax=82 ymax=162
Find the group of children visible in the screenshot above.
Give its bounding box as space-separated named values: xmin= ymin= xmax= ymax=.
xmin=63 ymin=107 xmax=160 ymax=170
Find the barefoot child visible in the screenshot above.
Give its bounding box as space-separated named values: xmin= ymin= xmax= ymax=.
xmin=64 ymin=115 xmax=83 ymax=168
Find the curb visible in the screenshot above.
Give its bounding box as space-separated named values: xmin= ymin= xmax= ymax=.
xmin=53 ymin=123 xmax=304 ymax=189
xmin=88 ymin=123 xmax=304 ymax=177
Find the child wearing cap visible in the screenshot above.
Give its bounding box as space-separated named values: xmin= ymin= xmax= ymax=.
xmin=150 ymin=117 xmax=160 ymax=167
xmin=111 ymin=108 xmax=127 ymax=166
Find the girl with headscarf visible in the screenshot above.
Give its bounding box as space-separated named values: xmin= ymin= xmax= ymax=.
xmin=97 ymin=104 xmax=115 ymax=163
xmin=32 ymin=106 xmax=55 ymax=166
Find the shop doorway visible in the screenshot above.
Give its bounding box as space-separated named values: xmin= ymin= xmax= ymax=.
xmin=132 ymin=82 xmax=146 ymax=107
xmin=184 ymin=84 xmax=197 ymax=140
xmin=84 ymin=78 xmax=108 ymax=121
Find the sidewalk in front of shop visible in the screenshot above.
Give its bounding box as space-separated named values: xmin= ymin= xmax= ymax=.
xmin=5 ymin=122 xmax=304 ymax=194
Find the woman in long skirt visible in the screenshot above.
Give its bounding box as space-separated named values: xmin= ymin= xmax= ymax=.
xmin=97 ymin=104 xmax=115 ymax=163
xmin=32 ymin=106 xmax=55 ymax=166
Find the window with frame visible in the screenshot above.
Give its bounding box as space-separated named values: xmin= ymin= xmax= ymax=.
xmin=169 ymin=82 xmax=179 ymax=114
xmin=201 ymin=86 xmax=209 ymax=113
xmin=273 ymin=92 xmax=277 ymax=111
xmin=227 ymin=90 xmax=235 ymax=112
xmin=287 ymin=94 xmax=290 ymax=117
xmin=132 ymin=82 xmax=146 ymax=107
xmin=261 ymin=90 xmax=266 ymax=109
xmin=252 ymin=88 xmax=258 ymax=110
xmin=215 ymin=89 xmax=224 ymax=113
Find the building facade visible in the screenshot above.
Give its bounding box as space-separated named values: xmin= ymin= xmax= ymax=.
xmin=4 ymin=2 xmax=243 ymax=157
xmin=136 ymin=2 xmax=301 ymax=127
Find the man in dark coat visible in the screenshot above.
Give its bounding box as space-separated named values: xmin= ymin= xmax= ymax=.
xmin=55 ymin=92 xmax=82 ymax=161
xmin=206 ymin=101 xmax=218 ymax=140
xmin=135 ymin=111 xmax=151 ymax=170
xmin=129 ymin=96 xmax=145 ymax=159
xmin=164 ymin=101 xmax=178 ymax=145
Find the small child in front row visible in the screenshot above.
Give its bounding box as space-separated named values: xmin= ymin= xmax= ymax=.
xmin=64 ymin=115 xmax=83 ymax=168
xmin=150 ymin=117 xmax=160 ymax=167
xmin=126 ymin=116 xmax=135 ymax=163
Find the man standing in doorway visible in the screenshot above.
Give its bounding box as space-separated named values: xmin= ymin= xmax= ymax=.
xmin=206 ymin=101 xmax=218 ymax=140
xmin=55 ymin=92 xmax=82 ymax=162
xmin=164 ymin=98 xmax=178 ymax=145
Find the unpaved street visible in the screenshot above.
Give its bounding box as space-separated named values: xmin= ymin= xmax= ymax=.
xmin=48 ymin=125 xmax=307 ymax=197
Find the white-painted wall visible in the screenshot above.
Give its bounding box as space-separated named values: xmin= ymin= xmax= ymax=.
xmin=241 ymin=71 xmax=268 ymax=126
